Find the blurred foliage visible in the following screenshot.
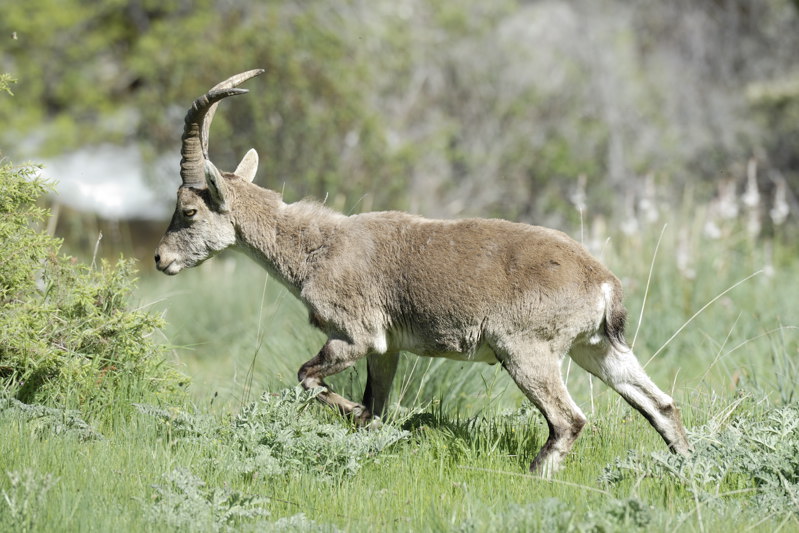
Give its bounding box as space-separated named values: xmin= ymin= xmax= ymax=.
xmin=0 ymin=159 xmax=187 ymax=414
xmin=0 ymin=0 xmax=408 ymax=209
xmin=1 ymin=0 xmax=799 ymax=222
xmin=0 ymin=73 xmax=15 ymax=95
xmin=748 ymin=74 xmax=799 ymax=178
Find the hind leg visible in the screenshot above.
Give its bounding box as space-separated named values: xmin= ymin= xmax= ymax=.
xmin=570 ymin=341 xmax=690 ymax=455
xmin=497 ymin=340 xmax=587 ymax=478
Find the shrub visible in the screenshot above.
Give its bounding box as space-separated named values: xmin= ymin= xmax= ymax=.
xmin=0 ymin=160 xmax=187 ymax=414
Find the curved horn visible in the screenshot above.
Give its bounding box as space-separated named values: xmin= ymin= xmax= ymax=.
xmin=180 ymin=69 xmax=265 ymax=189
xmin=201 ymin=69 xmax=265 ymax=158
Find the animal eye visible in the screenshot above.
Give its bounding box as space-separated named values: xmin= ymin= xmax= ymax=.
xmin=183 ymin=208 xmax=197 ymax=218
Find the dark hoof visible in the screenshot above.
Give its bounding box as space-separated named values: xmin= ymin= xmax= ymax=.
xmin=350 ymin=406 xmax=375 ymax=427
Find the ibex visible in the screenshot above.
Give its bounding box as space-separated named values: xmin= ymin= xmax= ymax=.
xmin=155 ymin=70 xmax=690 ymax=476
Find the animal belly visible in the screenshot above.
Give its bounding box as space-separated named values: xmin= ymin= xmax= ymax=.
xmin=388 ymin=328 xmax=498 ymax=364
xmin=431 ymin=343 xmax=500 ymax=364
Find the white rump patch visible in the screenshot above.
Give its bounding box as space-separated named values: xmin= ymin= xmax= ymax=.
xmin=595 ymin=282 xmax=613 ymax=321
xmin=372 ymin=332 xmax=388 ymax=354
xmin=600 ymin=282 xmax=613 ymax=307
xmin=587 ymin=281 xmax=614 ymax=344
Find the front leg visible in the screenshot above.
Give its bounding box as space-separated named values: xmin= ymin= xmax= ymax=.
xmin=298 ymin=338 xmax=373 ymax=425
xmin=363 ymin=351 xmax=400 ymax=419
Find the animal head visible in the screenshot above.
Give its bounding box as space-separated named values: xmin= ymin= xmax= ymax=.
xmin=155 ymin=70 xmax=264 ymax=275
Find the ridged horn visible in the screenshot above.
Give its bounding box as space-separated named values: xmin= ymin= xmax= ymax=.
xmin=201 ymin=69 xmax=265 ymax=159
xmin=180 ymin=69 xmax=265 ymax=189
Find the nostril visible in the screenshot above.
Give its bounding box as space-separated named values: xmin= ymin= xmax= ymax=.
xmin=154 ymin=253 xmax=161 ymax=264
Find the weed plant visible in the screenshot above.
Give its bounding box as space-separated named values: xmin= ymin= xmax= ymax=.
xmin=0 ymin=161 xmax=186 ymax=418
xmin=134 ymin=386 xmax=409 ymax=481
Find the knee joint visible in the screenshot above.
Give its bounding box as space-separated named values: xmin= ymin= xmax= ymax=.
xmin=297 ymin=362 xmax=319 ymax=386
xmin=551 ymin=414 xmax=586 ymax=441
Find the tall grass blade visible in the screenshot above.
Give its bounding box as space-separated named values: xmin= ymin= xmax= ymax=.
xmin=644 ymin=270 xmax=764 ymax=367
xmin=632 ymin=224 xmax=667 ymax=350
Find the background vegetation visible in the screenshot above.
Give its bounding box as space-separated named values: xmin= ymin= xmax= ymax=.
xmin=2 ymin=1 xmax=799 ymax=531
xmin=2 ymin=0 xmax=798 ymax=221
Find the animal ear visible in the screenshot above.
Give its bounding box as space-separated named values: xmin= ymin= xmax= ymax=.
xmin=234 ymin=148 xmax=259 ymax=183
xmin=204 ymin=160 xmax=229 ymax=212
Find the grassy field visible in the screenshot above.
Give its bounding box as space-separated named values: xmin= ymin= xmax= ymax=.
xmin=3 ymin=211 xmax=799 ymax=532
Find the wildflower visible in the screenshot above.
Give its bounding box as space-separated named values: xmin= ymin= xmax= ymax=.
xmin=620 ymin=191 xmax=639 ymax=236
xmin=704 ymin=178 xmax=737 ymax=239
xmin=741 ymin=158 xmax=760 ymax=209
xmin=703 ymin=218 xmax=722 ymax=240
xmin=637 ymin=173 xmax=659 ymax=225
xmin=769 ymin=175 xmax=789 ymax=226
xmin=742 ymin=158 xmax=761 ymax=238
xmin=569 ymin=174 xmax=587 ymax=213
xmin=717 ymin=179 xmax=739 ymax=220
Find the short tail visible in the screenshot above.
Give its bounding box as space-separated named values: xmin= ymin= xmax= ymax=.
xmin=602 ymin=280 xmax=628 ymax=352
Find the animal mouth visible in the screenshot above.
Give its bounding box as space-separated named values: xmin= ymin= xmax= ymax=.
xmin=158 ymin=260 xmax=182 ymax=275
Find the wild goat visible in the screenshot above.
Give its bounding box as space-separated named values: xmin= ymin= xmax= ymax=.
xmin=155 ymin=70 xmax=690 ymax=476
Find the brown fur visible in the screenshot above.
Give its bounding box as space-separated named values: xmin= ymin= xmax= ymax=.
xmin=155 ymin=74 xmax=690 ymax=477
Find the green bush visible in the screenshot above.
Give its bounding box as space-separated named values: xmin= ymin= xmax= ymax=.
xmin=0 ymin=160 xmax=187 ymax=414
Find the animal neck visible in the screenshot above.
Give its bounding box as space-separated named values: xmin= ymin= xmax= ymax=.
xmin=230 ymin=181 xmax=343 ymax=294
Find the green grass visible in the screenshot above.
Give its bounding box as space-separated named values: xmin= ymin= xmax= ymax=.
xmin=3 ymin=391 xmax=796 ymax=531
xmin=2 ymin=216 xmax=799 ymax=532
